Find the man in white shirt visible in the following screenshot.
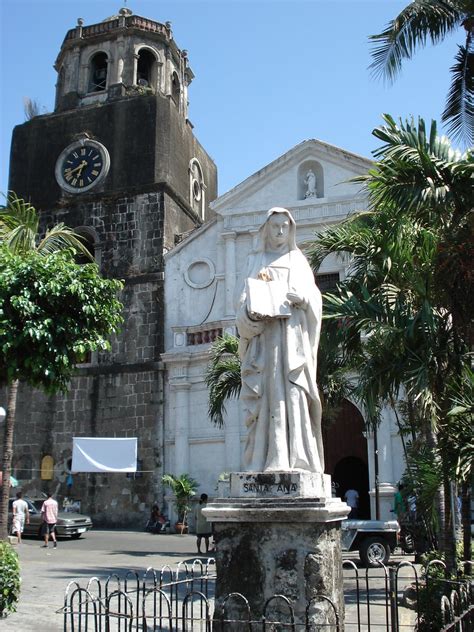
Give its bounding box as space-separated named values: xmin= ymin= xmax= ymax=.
xmin=12 ymin=491 xmax=29 ymax=543
xmin=344 ymin=488 xmax=359 ymax=519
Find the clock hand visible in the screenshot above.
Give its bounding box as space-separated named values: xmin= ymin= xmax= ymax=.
xmin=64 ymin=160 xmax=88 ymax=176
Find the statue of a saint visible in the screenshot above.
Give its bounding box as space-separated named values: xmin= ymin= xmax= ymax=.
xmin=304 ymin=169 xmax=317 ymax=198
xmin=236 ymin=207 xmax=324 ymax=473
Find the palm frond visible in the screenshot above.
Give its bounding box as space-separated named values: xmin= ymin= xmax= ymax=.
xmin=442 ymin=44 xmax=474 ymax=147
xmin=0 ymin=193 xmax=39 ymax=253
xmin=369 ymin=0 xmax=462 ymax=81
xmin=37 ymin=224 xmax=93 ymax=260
xmin=357 ymin=115 xmax=473 ymax=225
xmin=205 ymin=334 xmax=242 ymax=427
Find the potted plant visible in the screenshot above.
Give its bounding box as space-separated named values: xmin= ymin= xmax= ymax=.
xmin=162 ymin=473 xmax=198 ymax=534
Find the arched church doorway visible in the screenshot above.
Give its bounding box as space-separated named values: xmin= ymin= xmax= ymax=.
xmin=322 ymin=399 xmax=370 ymax=518
xmin=333 ymin=456 xmax=370 ymax=519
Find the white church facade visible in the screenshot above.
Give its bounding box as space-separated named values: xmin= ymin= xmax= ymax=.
xmin=162 ymin=139 xmax=405 ymax=522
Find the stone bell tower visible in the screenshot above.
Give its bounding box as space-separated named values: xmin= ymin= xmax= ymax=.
xmin=7 ymin=7 xmax=217 ymax=525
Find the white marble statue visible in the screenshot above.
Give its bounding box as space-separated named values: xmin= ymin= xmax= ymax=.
xmin=304 ymin=169 xmax=317 ymax=198
xmin=236 ymin=207 xmax=324 ymax=473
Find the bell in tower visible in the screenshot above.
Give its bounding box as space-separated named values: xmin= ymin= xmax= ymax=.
xmin=7 ymin=6 xmax=217 ymax=527
xmin=55 ymin=7 xmax=193 ymax=118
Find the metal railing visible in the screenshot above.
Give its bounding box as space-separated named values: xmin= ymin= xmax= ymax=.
xmin=60 ymin=558 xmax=473 ymax=631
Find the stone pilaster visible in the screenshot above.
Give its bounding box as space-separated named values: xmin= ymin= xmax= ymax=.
xmin=222 ymin=231 xmax=236 ymax=317
xmin=171 ymin=379 xmax=191 ymax=475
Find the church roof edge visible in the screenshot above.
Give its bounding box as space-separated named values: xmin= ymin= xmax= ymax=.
xmin=211 ymin=138 xmax=373 ymax=212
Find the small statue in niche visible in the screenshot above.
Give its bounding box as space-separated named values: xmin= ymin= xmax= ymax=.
xmin=304 ymin=169 xmax=317 ymax=198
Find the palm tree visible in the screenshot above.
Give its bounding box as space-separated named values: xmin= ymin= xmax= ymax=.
xmin=369 ymin=1 xmax=474 ymax=146
xmin=308 ymin=116 xmax=473 ymax=569
xmin=0 ymin=193 xmax=93 ymax=539
xmin=205 ymin=326 xmax=354 ymax=428
xmin=162 ymin=473 xmax=198 ymax=533
xmin=0 ymin=193 xmax=92 ymax=258
xmin=205 ymin=334 xmax=242 ymax=428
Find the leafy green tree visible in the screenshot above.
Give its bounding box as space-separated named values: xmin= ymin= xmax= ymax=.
xmin=0 ymin=195 xmax=123 ymax=540
xmin=308 ymin=115 xmax=473 ymax=569
xmin=370 ymin=1 xmax=474 ymax=146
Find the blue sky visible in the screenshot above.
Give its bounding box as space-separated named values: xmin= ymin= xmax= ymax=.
xmin=0 ymin=0 xmax=462 ymax=199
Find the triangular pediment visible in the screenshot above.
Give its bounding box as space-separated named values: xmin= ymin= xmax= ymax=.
xmin=211 ymin=139 xmax=372 ymax=215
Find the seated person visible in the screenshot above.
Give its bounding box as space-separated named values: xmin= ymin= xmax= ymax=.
xmin=145 ymin=504 xmax=169 ymax=533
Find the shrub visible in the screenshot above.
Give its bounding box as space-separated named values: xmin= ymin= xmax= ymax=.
xmin=0 ymin=541 xmax=21 ymax=616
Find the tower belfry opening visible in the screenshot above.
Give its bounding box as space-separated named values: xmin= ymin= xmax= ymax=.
xmin=7 ymin=6 xmax=217 ymax=526
xmin=54 ymin=7 xmax=194 ymax=116
xmin=89 ymin=52 xmax=108 ymax=92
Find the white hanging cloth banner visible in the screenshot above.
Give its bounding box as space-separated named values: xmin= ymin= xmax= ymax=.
xmin=72 ymin=438 xmax=137 ymax=473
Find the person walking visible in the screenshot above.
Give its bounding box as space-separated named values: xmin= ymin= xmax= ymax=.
xmin=12 ymin=491 xmax=29 ymax=544
xmin=41 ymin=492 xmax=58 ymax=548
xmin=195 ymin=493 xmax=212 ymax=555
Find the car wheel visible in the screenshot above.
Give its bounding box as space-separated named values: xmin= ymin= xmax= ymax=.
xmin=359 ymin=537 xmax=390 ymax=567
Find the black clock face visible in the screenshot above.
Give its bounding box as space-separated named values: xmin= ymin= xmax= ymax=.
xmin=55 ymin=140 xmax=110 ymax=194
xmin=62 ymin=146 xmax=103 ymax=189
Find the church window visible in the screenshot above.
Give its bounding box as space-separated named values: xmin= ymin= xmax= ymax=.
xmin=315 ymin=272 xmax=340 ymax=292
xmin=137 ymin=49 xmax=157 ymax=89
xmin=88 ymin=52 xmax=108 ymax=93
xmin=171 ymin=72 xmax=181 ymax=105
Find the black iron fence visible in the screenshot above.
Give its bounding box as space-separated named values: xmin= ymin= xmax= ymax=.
xmin=60 ymin=558 xmax=473 ymax=631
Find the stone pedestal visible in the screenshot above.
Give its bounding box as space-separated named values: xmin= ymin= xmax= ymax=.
xmin=204 ymin=472 xmax=350 ymax=629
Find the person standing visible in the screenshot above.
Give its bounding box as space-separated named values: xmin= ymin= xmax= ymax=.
xmin=41 ymin=492 xmax=58 ymax=548
xmin=195 ymin=493 xmax=212 ymax=555
xmin=344 ymin=488 xmax=359 ymax=518
xmin=12 ymin=491 xmax=29 ymax=544
xmin=393 ymin=483 xmax=407 ymax=522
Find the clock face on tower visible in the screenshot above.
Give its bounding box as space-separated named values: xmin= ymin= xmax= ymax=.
xmin=55 ymin=139 xmax=110 ymax=194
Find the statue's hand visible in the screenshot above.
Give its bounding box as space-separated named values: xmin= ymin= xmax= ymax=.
xmin=287 ymin=292 xmax=307 ymax=308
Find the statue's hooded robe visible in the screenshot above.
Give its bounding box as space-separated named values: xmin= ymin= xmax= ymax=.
xmin=236 ymin=207 xmax=324 ymax=472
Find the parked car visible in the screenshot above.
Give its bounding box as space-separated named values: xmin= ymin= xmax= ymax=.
xmin=341 ymin=519 xmax=403 ymax=567
xmin=8 ymin=497 xmax=92 ymax=539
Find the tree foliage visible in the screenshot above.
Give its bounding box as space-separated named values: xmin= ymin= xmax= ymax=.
xmin=309 ymin=115 xmax=473 ymax=567
xmin=0 ymin=247 xmax=123 ymax=392
xmin=0 ymin=193 xmax=124 ymax=541
xmin=0 ymin=193 xmax=92 ymax=260
xmin=0 ymin=541 xmax=20 ymax=616
xmin=369 ymin=1 xmax=474 ymax=146
xmin=162 ymin=473 xmax=198 ymax=524
xmin=205 ymin=334 xmax=242 ymax=428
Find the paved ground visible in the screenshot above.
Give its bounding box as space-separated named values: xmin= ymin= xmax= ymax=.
xmin=5 ymin=529 xmax=203 ymax=631
xmin=3 ymin=530 xmax=417 ymax=631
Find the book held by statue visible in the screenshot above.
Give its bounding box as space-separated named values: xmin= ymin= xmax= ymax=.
xmin=245 ymin=278 xmax=291 ymax=319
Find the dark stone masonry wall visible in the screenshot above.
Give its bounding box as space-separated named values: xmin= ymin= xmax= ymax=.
xmin=5 ymin=84 xmax=217 ymax=526
xmin=2 ymin=191 xmax=183 ymax=526
xmin=11 ymin=368 xmax=163 ymax=527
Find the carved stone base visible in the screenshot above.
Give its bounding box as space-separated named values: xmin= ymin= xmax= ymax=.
xmin=230 ymin=470 xmax=332 ymax=499
xmin=204 ymin=472 xmax=350 ymax=628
